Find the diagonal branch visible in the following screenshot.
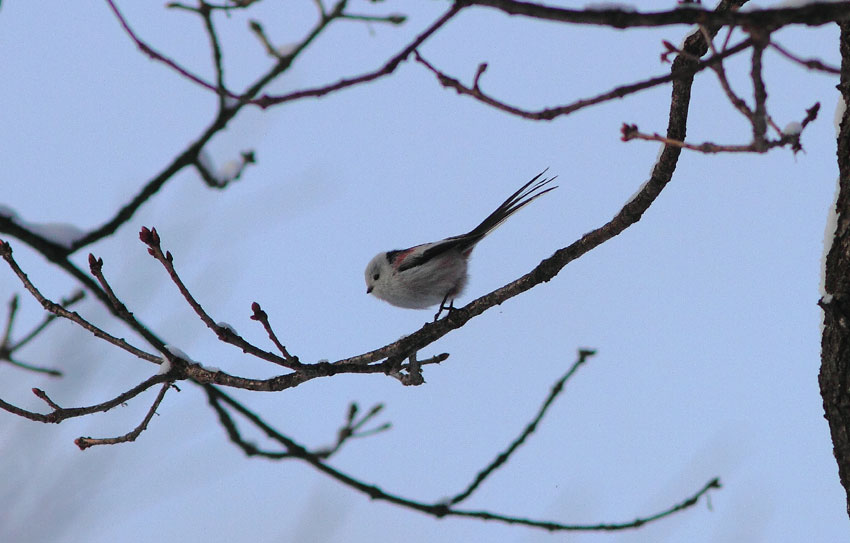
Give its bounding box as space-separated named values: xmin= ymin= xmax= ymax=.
xmin=328 ymin=1 xmax=747 ymax=371
xmin=7 ymin=290 xmax=85 ymax=353
xmin=252 ymin=4 xmax=463 ymax=107
xmin=413 ymin=38 xmax=753 ymax=122
xmin=138 ymin=227 xmax=301 ymax=370
xmin=0 ymin=374 xmax=169 ymax=423
xmin=105 ymin=0 xmax=231 ymax=96
xmin=205 ymin=384 xmax=720 ymax=531
xmin=76 ymin=381 xmax=172 ymax=449
xmin=770 ymin=40 xmax=841 ymax=74
xmin=448 ymin=349 xmax=595 ymax=505
xmin=62 ymin=3 xmax=458 ymax=252
xmin=0 ymin=241 xmax=160 ymax=364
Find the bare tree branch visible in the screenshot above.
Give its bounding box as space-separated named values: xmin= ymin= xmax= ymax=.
xmin=0 ymin=241 xmax=160 ymax=364
xmin=204 ymin=369 xmax=719 ymax=531
xmin=413 ymin=38 xmax=753 ymax=122
xmin=770 ymin=40 xmax=841 ymax=74
xmin=448 ymin=349 xmax=596 ymax=505
xmin=621 ymin=101 xmax=819 ymax=154
xmin=138 ymin=227 xmax=301 ymax=370
xmin=459 ymin=0 xmax=850 ymax=29
xmin=76 ymin=381 xmax=172 ymax=449
xmin=252 ymin=4 xmax=463 ymax=107
xmin=0 ymin=374 xmax=169 ymax=423
xmin=105 ymin=0 xmax=230 ymax=96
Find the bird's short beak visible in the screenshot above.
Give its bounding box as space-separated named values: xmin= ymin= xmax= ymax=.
xmin=366 ymin=286 xmax=373 ymax=294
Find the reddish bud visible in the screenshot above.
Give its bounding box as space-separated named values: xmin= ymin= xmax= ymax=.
xmin=620 ymin=123 xmax=638 ymax=141
xmin=88 ymin=253 xmax=103 ymax=274
xmin=139 ymin=226 xmax=160 ymax=246
xmin=250 ymin=301 xmax=266 ymax=321
xmin=139 ymin=226 xmax=151 ymax=244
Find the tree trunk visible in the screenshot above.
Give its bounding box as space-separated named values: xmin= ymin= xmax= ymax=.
xmin=820 ymin=21 xmax=850 ymax=519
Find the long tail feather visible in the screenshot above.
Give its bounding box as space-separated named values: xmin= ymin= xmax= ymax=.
xmin=462 ymin=169 xmax=557 ymax=242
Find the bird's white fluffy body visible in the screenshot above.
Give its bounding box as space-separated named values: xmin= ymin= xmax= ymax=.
xmin=365 ymin=243 xmax=469 ymax=309
xmin=364 ymin=171 xmax=556 ymax=313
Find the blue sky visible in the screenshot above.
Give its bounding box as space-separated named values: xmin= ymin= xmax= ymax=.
xmin=0 ymin=1 xmax=846 ymax=542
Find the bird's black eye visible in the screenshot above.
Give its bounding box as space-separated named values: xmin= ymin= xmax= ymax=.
xmin=372 ymin=273 xmax=380 ymax=281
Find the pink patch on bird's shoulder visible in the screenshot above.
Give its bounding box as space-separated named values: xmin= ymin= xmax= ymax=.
xmin=391 ymin=246 xmax=420 ymax=270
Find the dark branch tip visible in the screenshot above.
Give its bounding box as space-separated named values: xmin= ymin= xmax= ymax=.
xmin=250 ymin=301 xmax=266 ymax=321
xmin=139 ymin=226 xmax=160 ymax=247
xmin=88 ymin=253 xmax=103 ymax=274
xmin=621 ymin=123 xmax=638 ymax=141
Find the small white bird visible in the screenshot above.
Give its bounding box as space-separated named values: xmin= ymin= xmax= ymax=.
xmin=365 ymin=171 xmax=557 ymax=320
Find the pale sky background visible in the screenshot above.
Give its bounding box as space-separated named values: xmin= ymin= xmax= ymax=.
xmin=0 ymin=1 xmax=847 ymax=542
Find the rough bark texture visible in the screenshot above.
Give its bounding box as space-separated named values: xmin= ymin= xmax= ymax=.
xmin=820 ymin=21 xmax=850 ymax=519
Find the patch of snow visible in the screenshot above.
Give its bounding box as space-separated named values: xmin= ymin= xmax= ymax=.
xmin=783 ymin=121 xmax=803 ymax=135
xmin=835 ymin=96 xmax=846 ymax=138
xmin=217 ymin=321 xmax=238 ymax=334
xmin=0 ymin=206 xmax=86 ymax=249
xmin=157 ymin=356 xmax=172 ymax=375
xmin=198 ymin=149 xmax=215 ymax=172
xmin=276 ymin=43 xmax=298 ymax=57
xmin=0 ymin=204 xmax=18 ymax=219
xmin=164 ymin=344 xmax=193 ymax=362
xmin=24 ymin=222 xmax=86 ymax=249
xmin=219 ymin=160 xmax=241 ymax=181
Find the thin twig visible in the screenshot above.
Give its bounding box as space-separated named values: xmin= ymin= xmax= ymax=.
xmin=1 ymin=294 xmax=17 ymax=349
xmin=252 ymin=4 xmax=463 ymax=107
xmin=314 ymin=402 xmax=391 ymax=459
xmin=249 ymin=302 xmax=299 ymax=364
xmin=621 ymin=124 xmax=773 ymax=153
xmin=206 ymin=385 xmax=720 ymax=531
xmin=620 ymin=97 xmax=818 ymax=155
xmin=770 ymin=40 xmax=841 ymax=74
xmin=449 ymin=349 xmax=596 ymax=505
xmin=0 ymin=374 xmax=170 ymax=423
xmin=197 ymin=2 xmax=229 ymax=109
xmin=76 ymin=381 xmax=172 ymax=449
xmin=9 ymin=290 xmax=85 ymax=352
xmin=0 ymin=241 xmax=160 ymax=364
xmin=67 ymin=3 xmax=452 ymax=251
xmin=696 ymin=26 xmax=754 ymax=121
xmin=412 ymin=38 xmax=753 ymax=122
xmin=3 ymin=357 xmax=62 ymax=377
xmin=446 ymin=478 xmax=721 ymax=531
xmin=105 ymin=0 xmax=233 ymax=96
xmin=138 ymin=227 xmax=301 ymax=370
xmin=340 ymin=13 xmax=406 ymax=25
